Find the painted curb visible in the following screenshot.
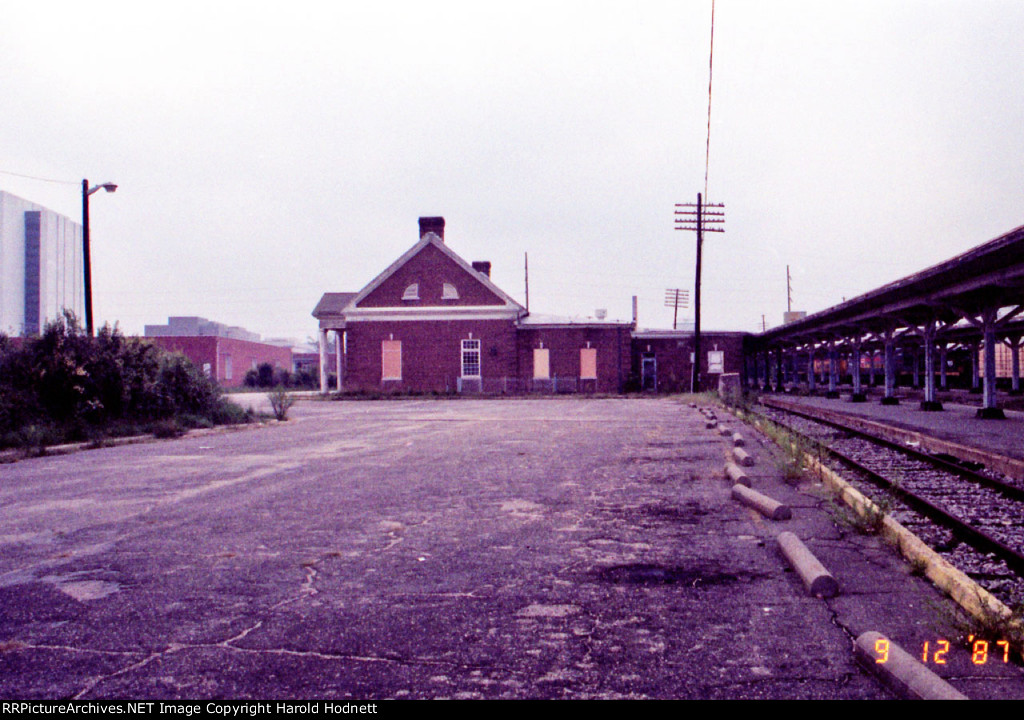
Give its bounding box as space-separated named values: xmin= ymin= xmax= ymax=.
xmin=777 ymin=531 xmax=839 ymax=598
xmin=854 ymin=631 xmax=968 ymax=700
xmin=731 ymin=432 xmax=745 ymax=447
xmin=731 ymin=483 xmax=792 ymax=521
xmin=0 ymin=421 xmax=272 ymax=465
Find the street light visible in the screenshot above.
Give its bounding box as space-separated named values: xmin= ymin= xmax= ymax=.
xmin=82 ymin=179 xmax=117 ymax=336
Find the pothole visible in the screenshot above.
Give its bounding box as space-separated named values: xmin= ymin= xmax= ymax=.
xmin=605 ymin=500 xmax=709 ymax=526
xmin=595 ymin=563 xmax=752 ymax=588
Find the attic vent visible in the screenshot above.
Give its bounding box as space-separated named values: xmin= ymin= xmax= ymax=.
xmin=442 ymin=283 xmax=459 ymax=300
xmin=402 ymin=283 xmax=420 ymax=300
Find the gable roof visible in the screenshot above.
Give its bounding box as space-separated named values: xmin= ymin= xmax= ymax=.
xmin=351 ymin=232 xmax=524 ymax=311
xmin=313 ymin=232 xmax=525 ymax=327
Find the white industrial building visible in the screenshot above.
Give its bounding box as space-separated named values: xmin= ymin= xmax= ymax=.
xmin=0 ymin=190 xmax=84 ymax=336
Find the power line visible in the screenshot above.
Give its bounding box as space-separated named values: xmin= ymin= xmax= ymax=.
xmin=703 ymin=0 xmax=716 ymax=199
xmin=0 ymin=168 xmax=79 ymax=186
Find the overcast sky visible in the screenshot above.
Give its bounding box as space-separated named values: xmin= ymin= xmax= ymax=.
xmin=2 ymin=0 xmax=1022 ymax=341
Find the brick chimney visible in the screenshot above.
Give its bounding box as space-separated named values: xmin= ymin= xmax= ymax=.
xmin=419 ymin=216 xmax=445 ymax=241
xmin=471 ymin=261 xmax=491 ymax=278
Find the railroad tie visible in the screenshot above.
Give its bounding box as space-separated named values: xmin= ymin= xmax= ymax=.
xmin=732 ymin=446 xmax=754 ymax=467
xmin=853 ymin=632 xmax=968 ymax=700
xmin=731 ymin=484 xmax=792 ymax=520
xmin=777 ymin=531 xmax=839 ymax=598
xmin=724 ymin=462 xmax=751 ymax=487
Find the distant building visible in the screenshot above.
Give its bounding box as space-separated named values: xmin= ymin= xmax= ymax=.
xmin=144 ymin=316 xmax=260 ymax=342
xmin=144 ymin=317 xmax=291 ymax=388
xmin=0 ymin=190 xmax=84 ymax=336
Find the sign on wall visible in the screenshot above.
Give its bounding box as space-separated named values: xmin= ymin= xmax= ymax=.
xmin=708 ymin=350 xmax=724 ymax=374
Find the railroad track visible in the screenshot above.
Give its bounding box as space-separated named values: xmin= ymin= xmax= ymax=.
xmin=751 ymin=400 xmax=1024 ymax=610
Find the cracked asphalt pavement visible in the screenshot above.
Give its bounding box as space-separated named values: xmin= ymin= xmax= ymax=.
xmin=1 ymin=397 xmax=1022 ymax=699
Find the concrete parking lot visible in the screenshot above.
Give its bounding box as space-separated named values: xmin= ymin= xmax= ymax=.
xmin=1 ymin=397 xmax=1021 ymax=699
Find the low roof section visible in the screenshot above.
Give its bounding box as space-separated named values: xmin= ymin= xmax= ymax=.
xmin=312 ymin=292 xmax=358 ymax=329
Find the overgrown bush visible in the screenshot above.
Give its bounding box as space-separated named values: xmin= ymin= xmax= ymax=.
xmin=243 ymin=362 xmax=318 ymax=390
xmin=0 ymin=312 xmax=252 ymax=449
xmin=150 ymin=419 xmax=185 ymax=439
xmin=210 ymin=399 xmax=255 ymax=425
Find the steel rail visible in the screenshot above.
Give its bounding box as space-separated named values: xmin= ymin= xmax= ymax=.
xmin=760 ymin=398 xmax=1024 ymax=502
xmin=751 ymin=404 xmax=1024 ymax=576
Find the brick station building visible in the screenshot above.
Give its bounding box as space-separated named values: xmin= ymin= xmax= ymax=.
xmin=313 ymin=216 xmax=745 ymax=394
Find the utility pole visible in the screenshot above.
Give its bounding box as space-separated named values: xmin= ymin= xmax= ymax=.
xmin=675 ymin=193 xmax=724 ymax=392
xmin=664 ymin=288 xmax=690 ymax=331
xmin=787 ymin=265 xmax=792 ymax=313
xmin=524 ymin=252 xmax=530 ymax=313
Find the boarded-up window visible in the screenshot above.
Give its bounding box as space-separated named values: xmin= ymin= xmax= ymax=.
xmin=533 ymin=348 xmax=550 ymax=379
xmin=580 ymin=348 xmax=597 ymax=380
xmin=382 ymin=340 xmax=402 ymax=380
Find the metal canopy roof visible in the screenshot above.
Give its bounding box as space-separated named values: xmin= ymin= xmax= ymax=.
xmin=758 ymin=224 xmax=1024 ymax=346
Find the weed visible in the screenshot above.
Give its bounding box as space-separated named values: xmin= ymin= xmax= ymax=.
xmin=777 ymin=456 xmax=806 ymax=482
xmin=755 ymin=416 xmax=816 ymax=483
xmin=908 ymin=555 xmax=930 ymax=576
xmin=940 ymin=589 xmax=1024 ymax=664
xmin=269 ymin=389 xmax=296 ymax=421
xmin=828 ymin=489 xmax=892 ymax=535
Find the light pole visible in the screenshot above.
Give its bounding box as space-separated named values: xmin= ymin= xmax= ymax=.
xmin=82 ymin=179 xmax=117 ymax=336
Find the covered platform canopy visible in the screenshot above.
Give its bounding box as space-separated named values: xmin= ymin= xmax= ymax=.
xmin=750 ymin=224 xmax=1024 ymax=417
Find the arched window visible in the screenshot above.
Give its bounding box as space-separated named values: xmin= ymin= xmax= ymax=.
xmin=402 ymin=283 xmax=419 ymax=300
xmin=442 ymin=282 xmax=459 ymax=300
